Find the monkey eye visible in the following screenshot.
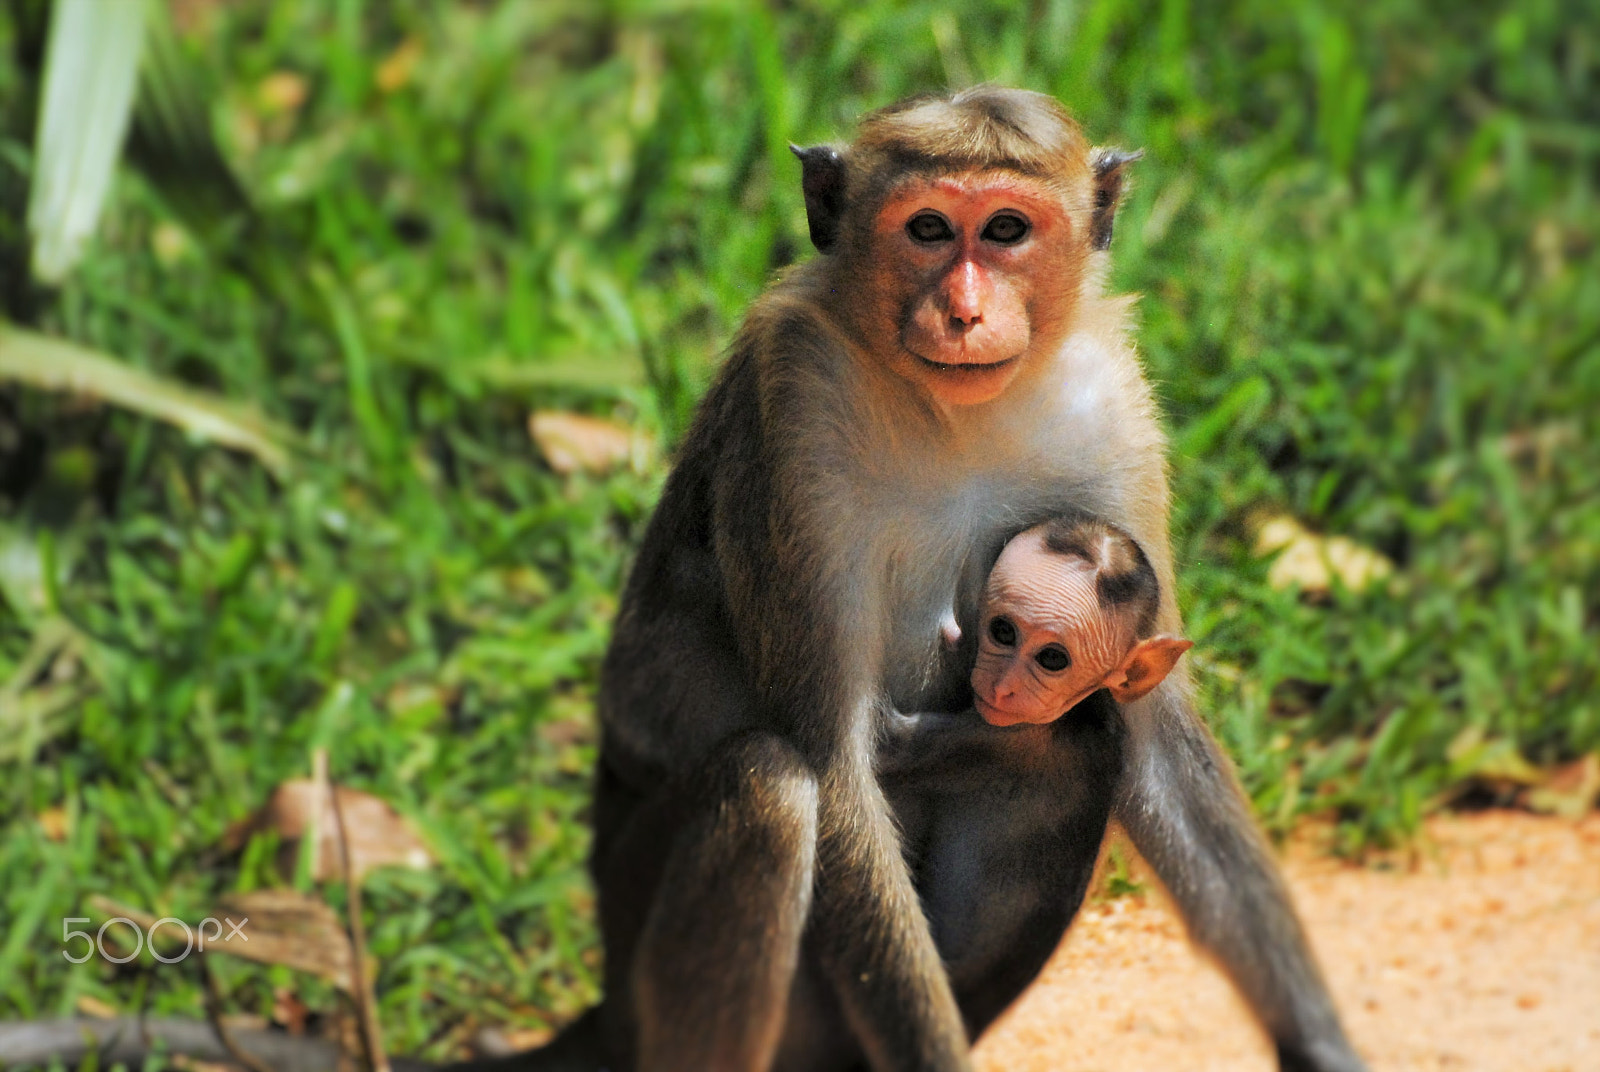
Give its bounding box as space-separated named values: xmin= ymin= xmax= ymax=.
xmin=987 ymin=616 xmax=1017 ymax=646
xmin=906 ymin=212 xmax=956 ymax=244
xmin=982 ymin=213 xmax=1030 ymax=245
xmin=1035 ymin=646 xmax=1071 ymax=672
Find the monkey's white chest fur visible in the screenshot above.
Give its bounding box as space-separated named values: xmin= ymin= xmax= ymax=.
xmin=839 ymin=331 xmax=1149 ymax=711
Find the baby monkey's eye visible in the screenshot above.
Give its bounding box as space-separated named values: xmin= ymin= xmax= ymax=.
xmin=1035 ymin=646 xmax=1071 ymax=672
xmin=987 ymin=617 xmax=1017 ymax=646
xmin=982 ymin=213 xmax=1029 ymax=245
xmin=907 ymin=212 xmax=956 ymax=244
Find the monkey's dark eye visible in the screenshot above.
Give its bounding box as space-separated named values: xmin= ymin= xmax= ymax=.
xmin=982 ymin=213 xmax=1030 ymax=245
xmin=1035 ymin=646 xmax=1070 ymax=672
xmin=987 ymin=617 xmax=1017 ymax=646
xmin=906 ymin=212 xmax=955 ymax=244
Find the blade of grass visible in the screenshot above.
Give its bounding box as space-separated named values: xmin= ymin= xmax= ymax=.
xmin=0 ymin=325 xmax=298 ymax=475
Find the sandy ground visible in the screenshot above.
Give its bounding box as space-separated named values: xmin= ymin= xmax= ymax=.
xmin=972 ymin=811 xmax=1600 ymax=1072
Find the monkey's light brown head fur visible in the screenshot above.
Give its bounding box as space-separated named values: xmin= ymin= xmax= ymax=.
xmin=794 ymin=87 xmax=1134 ymax=410
xmin=851 ymin=87 xmax=1093 ymax=191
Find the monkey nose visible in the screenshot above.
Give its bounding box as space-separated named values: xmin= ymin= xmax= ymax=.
xmin=946 ymin=261 xmax=986 ymax=330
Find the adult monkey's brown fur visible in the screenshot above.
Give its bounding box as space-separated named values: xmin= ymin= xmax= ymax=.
xmin=463 ymin=88 xmax=1365 ymax=1072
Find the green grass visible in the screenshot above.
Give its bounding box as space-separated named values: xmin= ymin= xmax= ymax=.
xmin=1 ymin=0 xmax=1595 ymax=1058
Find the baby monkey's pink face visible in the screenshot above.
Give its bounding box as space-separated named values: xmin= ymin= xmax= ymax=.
xmin=970 ymin=528 xmax=1192 ymax=727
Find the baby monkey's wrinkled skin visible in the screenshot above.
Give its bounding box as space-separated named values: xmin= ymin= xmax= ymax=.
xmin=968 ymin=523 xmax=1193 ymax=727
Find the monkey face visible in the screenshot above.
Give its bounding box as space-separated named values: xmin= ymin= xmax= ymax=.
xmin=969 ymin=530 xmax=1132 ymax=726
xmin=860 ymin=170 xmax=1083 ymax=408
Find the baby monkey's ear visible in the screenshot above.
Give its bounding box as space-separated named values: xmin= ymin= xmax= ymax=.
xmin=1103 ymin=636 xmax=1194 ymax=704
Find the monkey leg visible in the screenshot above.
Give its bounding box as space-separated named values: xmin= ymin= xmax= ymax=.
xmin=1115 ymin=684 xmax=1367 ymax=1072
xmin=610 ymin=732 xmax=820 ymax=1072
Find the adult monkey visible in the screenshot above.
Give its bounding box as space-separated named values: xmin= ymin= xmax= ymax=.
xmin=482 ymin=88 xmax=1364 ymax=1072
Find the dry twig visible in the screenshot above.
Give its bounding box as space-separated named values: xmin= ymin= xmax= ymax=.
xmin=318 ymin=748 xmax=392 ymax=1072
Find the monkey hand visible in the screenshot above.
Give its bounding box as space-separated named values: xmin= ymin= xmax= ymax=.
xmin=1278 ymin=1036 xmax=1370 ymax=1072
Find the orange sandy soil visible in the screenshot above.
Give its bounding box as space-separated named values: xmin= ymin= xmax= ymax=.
xmin=972 ymin=811 xmax=1600 ymax=1072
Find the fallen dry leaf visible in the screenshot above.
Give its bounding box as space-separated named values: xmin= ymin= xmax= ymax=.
xmin=256 ymin=71 xmax=309 ymax=116
xmin=377 ymin=37 xmax=423 ymax=93
xmin=75 ymin=995 xmax=117 ymax=1019
xmin=528 ymin=410 xmax=650 ymax=476
xmin=1255 ymin=515 xmax=1395 ymax=596
xmin=1445 ymin=725 xmax=1545 ymax=801
xmin=213 ymin=889 xmax=356 ymax=987
xmin=1524 ymin=753 xmax=1600 ymax=820
xmin=222 ymin=780 xmax=434 ymax=883
xmin=470 ymin=1025 xmax=556 ymax=1058
xmin=37 ymin=806 xmax=70 ymax=841
xmin=87 ymin=890 xmax=355 ymax=988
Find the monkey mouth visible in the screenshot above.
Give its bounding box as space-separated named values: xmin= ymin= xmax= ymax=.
xmin=974 ymin=696 xmax=1037 ymax=727
xmin=908 ymin=352 xmax=1021 ymax=375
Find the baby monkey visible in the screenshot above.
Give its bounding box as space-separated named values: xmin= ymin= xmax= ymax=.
xmin=888 ymin=514 xmax=1193 ymax=775
xmin=873 ymin=515 xmax=1194 ymax=1014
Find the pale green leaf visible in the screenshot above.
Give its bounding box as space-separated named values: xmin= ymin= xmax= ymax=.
xmin=27 ymin=0 xmax=148 ymax=283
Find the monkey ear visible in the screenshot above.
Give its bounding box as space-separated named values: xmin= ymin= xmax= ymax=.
xmin=1103 ymin=635 xmax=1191 ymax=704
xmin=1089 ymin=146 xmax=1143 ymax=252
xmin=790 ymin=143 xmax=847 ymax=253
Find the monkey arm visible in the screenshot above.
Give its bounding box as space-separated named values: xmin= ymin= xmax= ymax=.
xmin=1115 ymin=675 xmax=1368 ymax=1072
xmin=739 ymin=653 xmax=972 ymax=1070
xmin=708 ymin=453 xmax=971 ymax=1072
xmin=625 ymin=370 xmax=972 ymax=1072
xmin=742 ymin=582 xmax=972 ymax=1072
